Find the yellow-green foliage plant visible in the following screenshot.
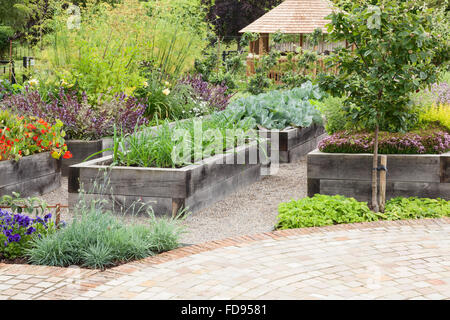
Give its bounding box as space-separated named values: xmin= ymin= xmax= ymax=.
xmin=418 ymin=104 xmax=450 ymax=132
xmin=33 ymin=0 xmax=209 ymax=104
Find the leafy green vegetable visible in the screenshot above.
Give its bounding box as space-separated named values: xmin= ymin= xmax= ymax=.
xmin=223 ymin=81 xmax=324 ymax=130
xmin=276 ymin=195 xmax=450 ymax=230
xmin=276 ymin=194 xmax=377 ymax=229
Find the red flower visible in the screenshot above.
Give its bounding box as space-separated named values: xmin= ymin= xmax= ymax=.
xmin=63 ymin=151 xmax=73 ymax=159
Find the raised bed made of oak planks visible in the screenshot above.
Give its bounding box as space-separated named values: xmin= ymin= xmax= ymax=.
xmin=61 ymin=138 xmax=113 ymax=177
xmin=68 ymin=141 xmax=268 ymax=216
xmin=0 ymin=151 xmax=61 ymax=197
xmin=259 ymin=124 xmax=327 ymax=163
xmin=307 ymin=149 xmax=450 ymax=202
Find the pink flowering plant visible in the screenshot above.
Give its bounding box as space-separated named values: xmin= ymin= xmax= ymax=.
xmin=319 ymin=129 xmax=450 ymax=154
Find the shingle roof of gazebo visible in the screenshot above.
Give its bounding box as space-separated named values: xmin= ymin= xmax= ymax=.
xmin=239 ymin=0 xmax=335 ymax=34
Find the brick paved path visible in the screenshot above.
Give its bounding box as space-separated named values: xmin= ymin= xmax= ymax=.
xmin=1 ymin=218 xmax=450 ymax=300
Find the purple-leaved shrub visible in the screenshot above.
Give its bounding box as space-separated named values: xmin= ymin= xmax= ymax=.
xmin=178 ymin=74 xmax=232 ymax=111
xmin=0 ymin=87 xmax=147 ymax=140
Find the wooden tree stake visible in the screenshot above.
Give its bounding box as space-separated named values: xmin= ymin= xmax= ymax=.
xmin=378 ymin=155 xmax=387 ymax=212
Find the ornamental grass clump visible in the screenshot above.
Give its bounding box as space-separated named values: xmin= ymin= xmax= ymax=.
xmin=0 ymin=209 xmax=55 ymax=260
xmin=26 ymin=187 xmax=186 ymax=269
xmin=318 ymin=130 xmax=450 ymax=154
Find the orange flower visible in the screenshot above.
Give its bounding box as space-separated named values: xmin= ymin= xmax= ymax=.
xmin=63 ymin=151 xmax=73 ymax=159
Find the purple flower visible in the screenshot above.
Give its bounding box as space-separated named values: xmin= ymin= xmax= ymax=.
xmin=319 ymin=130 xmax=450 ymax=154
xmin=178 ymin=74 xmax=233 ymax=111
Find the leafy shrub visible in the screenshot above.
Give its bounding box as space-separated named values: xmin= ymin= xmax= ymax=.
xmin=0 ymin=110 xmax=70 ymax=161
xmin=0 ymin=209 xmax=55 ymax=260
xmin=315 ymin=95 xmax=347 ymax=134
xmin=224 ymin=82 xmax=323 ymax=130
xmin=246 ymin=73 xmax=271 ymax=95
xmin=34 ymin=0 xmax=208 ymax=104
xmin=26 ymin=195 xmax=186 ymax=269
xmin=133 ymin=70 xmax=205 ymax=121
xmin=417 ymin=104 xmax=450 ymax=132
xmin=318 ymin=129 xmax=450 ymax=154
xmin=276 ymin=194 xmax=378 ymax=229
xmin=276 ymin=195 xmax=450 ymax=230
xmin=1 ymin=88 xmax=147 ymax=140
xmin=0 ymin=79 xmax=23 ymax=100
xmin=178 ymin=74 xmax=232 ymax=111
xmin=382 ymin=197 xmax=450 ymax=220
xmin=0 ymin=26 xmax=13 ymax=57
xmin=208 ymin=71 xmax=237 ymax=92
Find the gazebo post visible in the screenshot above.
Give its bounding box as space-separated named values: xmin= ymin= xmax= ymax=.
xmin=259 ymin=33 xmax=269 ymax=55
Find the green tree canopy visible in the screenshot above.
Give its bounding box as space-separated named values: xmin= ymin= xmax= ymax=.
xmin=318 ymin=0 xmax=449 ymax=212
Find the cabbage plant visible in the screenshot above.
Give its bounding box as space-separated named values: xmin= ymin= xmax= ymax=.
xmin=223 ymin=81 xmax=324 ymax=130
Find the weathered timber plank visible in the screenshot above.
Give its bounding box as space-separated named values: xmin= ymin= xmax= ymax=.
xmin=77 ymin=166 xmax=188 ymax=198
xmin=0 ymin=172 xmax=61 ymax=197
xmin=61 ymin=140 xmax=103 ymax=176
xmin=69 ymin=192 xmax=172 ymax=216
xmin=0 ymin=152 xmax=59 ymax=187
xmin=441 ymin=154 xmax=450 ymax=183
xmin=184 ymin=165 xmax=261 ymax=214
xmin=308 ymin=151 xmax=442 ymax=183
xmin=186 ymin=143 xmax=261 ymax=195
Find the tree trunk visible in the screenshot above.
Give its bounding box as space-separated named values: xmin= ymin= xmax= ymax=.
xmin=371 ymin=122 xmax=380 ymax=212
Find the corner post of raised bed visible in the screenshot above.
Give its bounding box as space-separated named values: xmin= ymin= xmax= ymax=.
xmin=172 ymin=198 xmax=185 ymax=218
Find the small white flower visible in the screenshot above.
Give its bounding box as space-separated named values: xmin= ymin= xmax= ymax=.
xmin=28 ymin=79 xmax=39 ymax=87
xmin=164 ymin=81 xmax=170 ymax=86
xmin=143 ymin=81 xmax=148 ymax=88
xmin=162 ymin=88 xmax=170 ymax=96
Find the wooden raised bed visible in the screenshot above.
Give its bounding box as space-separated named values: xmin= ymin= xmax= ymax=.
xmin=68 ymin=141 xmax=268 ymax=216
xmin=61 ymin=138 xmax=113 ymax=176
xmin=0 ymin=152 xmax=61 ymax=197
xmin=307 ymin=150 xmax=450 ymax=201
xmin=260 ymin=124 xmax=327 ymax=163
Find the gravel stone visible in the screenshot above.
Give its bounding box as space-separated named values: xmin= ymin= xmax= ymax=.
xmin=36 ymin=158 xmax=308 ymax=245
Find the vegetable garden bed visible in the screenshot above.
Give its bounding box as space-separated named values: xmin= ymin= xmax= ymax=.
xmin=307 ymin=150 xmax=450 ymax=202
xmin=68 ymin=141 xmax=267 ymax=216
xmin=261 ymin=124 xmax=326 ymax=163
xmin=61 ymin=138 xmax=113 ymax=176
xmin=0 ymin=152 xmax=61 ymax=197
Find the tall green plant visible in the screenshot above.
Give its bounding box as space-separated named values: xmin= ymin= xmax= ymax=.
xmin=318 ymin=0 xmax=449 ymax=212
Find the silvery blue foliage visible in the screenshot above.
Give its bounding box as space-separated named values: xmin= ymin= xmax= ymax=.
xmin=223 ymin=81 xmax=324 ymax=130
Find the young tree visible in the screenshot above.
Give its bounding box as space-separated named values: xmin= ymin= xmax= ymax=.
xmin=318 ymin=0 xmax=449 ymax=211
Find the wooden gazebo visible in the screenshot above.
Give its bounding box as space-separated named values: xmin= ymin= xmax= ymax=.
xmin=239 ymin=0 xmax=340 ymax=77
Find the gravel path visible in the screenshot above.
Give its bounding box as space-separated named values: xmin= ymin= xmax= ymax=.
xmin=38 ymin=158 xmax=307 ymax=244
